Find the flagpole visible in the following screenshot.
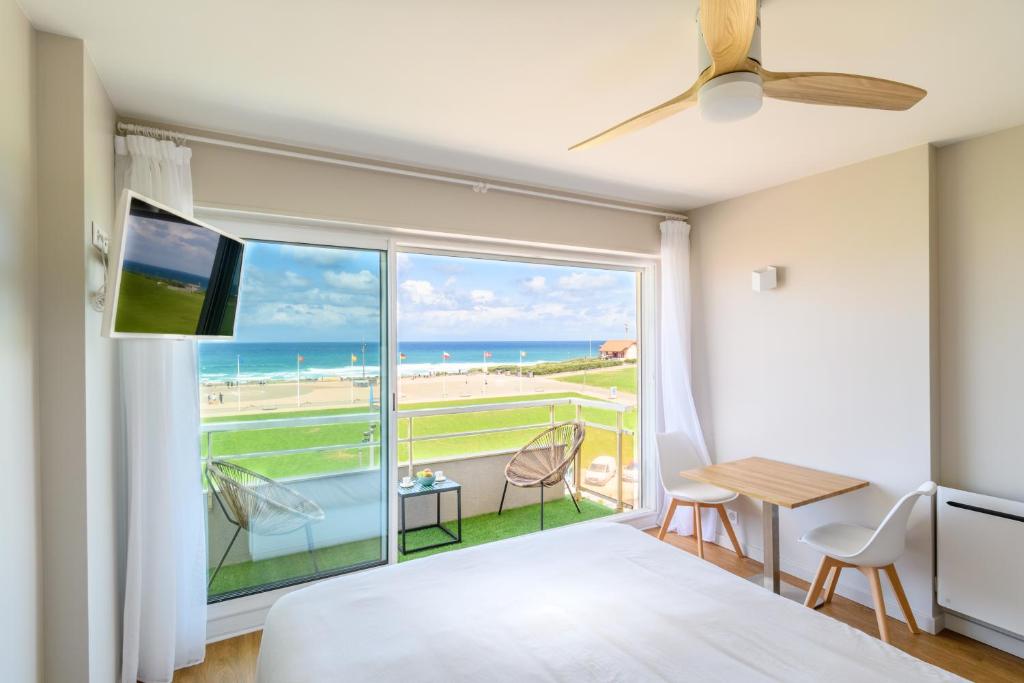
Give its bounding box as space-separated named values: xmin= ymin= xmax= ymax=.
xmin=236 ymin=354 xmax=241 ymax=412
xmin=442 ymin=352 xmax=448 ymax=399
xmin=518 ymin=351 xmax=523 ymax=394
xmin=350 ymin=353 xmax=355 ymax=404
xmin=482 ymin=352 xmax=487 ymax=396
xmin=295 ymin=354 xmax=301 ymax=408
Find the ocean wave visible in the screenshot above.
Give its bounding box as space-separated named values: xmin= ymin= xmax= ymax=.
xmin=199 ymin=359 xmax=545 ymax=383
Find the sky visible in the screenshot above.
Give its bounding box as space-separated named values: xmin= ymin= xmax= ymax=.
xmin=123 ymin=215 xmax=220 ymax=277
xmin=232 ymin=244 xmax=637 ymax=342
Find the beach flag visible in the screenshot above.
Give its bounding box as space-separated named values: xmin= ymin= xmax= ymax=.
xmin=442 ymin=352 xmax=451 ymax=360
xmin=520 ymin=350 xmax=527 ymax=359
xmin=297 ymin=354 xmax=304 ymax=363
xmin=351 ymin=353 xmax=358 ymax=363
xmin=484 ymin=351 xmax=492 ymax=359
xmin=400 ymin=353 xmax=407 ymax=361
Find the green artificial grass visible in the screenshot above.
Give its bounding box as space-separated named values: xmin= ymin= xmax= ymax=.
xmin=114 ymin=270 xmax=205 ymax=334
xmin=398 ymin=497 xmax=613 ymax=561
xmin=207 ymin=497 xmax=613 ymax=598
xmin=555 ymin=366 xmax=637 ymax=394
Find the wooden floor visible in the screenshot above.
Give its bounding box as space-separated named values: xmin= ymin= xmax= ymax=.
xmin=174 ymin=530 xmax=1024 ymax=683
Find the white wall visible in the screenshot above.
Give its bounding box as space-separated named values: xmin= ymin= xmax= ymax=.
xmin=36 ymin=31 xmax=120 ymax=682
xmin=0 ymin=0 xmax=41 ymax=680
xmin=688 ymin=146 xmax=938 ymax=629
xmin=83 ymin=46 xmax=120 ymax=683
xmin=936 ymin=125 xmax=1024 ymax=501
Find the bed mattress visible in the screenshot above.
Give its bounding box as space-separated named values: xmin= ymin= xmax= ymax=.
xmin=257 ymin=522 xmax=962 ymax=682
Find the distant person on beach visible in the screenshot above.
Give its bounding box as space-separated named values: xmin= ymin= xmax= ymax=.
xmin=218 ymin=393 xmax=224 ymax=404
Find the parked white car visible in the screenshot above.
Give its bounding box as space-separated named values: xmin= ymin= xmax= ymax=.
xmin=622 ymin=462 xmax=639 ymax=483
xmin=584 ymin=455 xmax=617 ymax=486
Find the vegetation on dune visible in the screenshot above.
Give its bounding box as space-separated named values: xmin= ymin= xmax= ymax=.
xmin=488 ymin=356 xmax=624 ymax=376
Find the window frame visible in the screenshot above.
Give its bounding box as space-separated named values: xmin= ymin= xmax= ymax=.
xmin=196 ymin=207 xmax=661 ymax=640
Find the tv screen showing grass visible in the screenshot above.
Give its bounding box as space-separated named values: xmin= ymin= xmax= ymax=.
xmin=113 ymin=197 xmax=243 ymax=336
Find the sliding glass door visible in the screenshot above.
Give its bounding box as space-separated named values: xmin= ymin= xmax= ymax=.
xmin=199 ymin=235 xmax=389 ymax=601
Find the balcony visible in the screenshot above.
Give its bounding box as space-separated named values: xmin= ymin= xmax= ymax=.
xmin=202 ymin=396 xmax=638 ymax=600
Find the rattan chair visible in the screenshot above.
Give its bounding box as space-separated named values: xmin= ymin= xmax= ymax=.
xmin=498 ymin=421 xmax=586 ymax=530
xmin=206 ymin=459 xmax=325 ymax=589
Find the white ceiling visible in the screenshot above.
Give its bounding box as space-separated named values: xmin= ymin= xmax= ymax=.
xmin=19 ymin=0 xmax=1024 ymax=210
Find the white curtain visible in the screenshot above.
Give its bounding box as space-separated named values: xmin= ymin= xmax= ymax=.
xmin=657 ymin=220 xmax=717 ymax=539
xmin=117 ymin=135 xmax=207 ymax=682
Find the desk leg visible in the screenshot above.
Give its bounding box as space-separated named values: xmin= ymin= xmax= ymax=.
xmin=762 ymin=501 xmax=781 ymax=594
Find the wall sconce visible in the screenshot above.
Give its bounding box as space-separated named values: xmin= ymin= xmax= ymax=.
xmin=752 ymin=266 xmax=777 ymax=292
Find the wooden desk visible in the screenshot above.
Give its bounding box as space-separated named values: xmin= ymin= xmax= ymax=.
xmin=681 ymin=457 xmax=869 ymax=596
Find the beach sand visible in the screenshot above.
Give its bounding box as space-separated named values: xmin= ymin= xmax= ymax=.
xmin=199 ymin=366 xmax=636 ymax=417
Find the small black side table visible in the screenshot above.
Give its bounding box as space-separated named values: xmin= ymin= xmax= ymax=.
xmin=398 ymin=478 xmax=462 ymax=554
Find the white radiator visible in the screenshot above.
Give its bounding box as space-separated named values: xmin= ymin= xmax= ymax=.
xmin=937 ymin=486 xmax=1024 ymax=638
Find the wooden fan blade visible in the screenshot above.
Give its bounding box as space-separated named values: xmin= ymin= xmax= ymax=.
xmin=569 ymin=85 xmax=699 ymax=151
xmin=761 ymin=70 xmax=926 ymax=110
xmin=700 ymin=0 xmax=758 ymax=76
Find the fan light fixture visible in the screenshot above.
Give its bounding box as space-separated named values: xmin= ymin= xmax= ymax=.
xmin=699 ymin=72 xmax=763 ymax=123
xmin=569 ymin=0 xmax=927 ymax=151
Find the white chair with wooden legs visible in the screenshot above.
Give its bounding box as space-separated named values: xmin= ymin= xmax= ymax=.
xmin=799 ymin=481 xmax=937 ymax=644
xmin=655 ymin=431 xmax=744 ymax=559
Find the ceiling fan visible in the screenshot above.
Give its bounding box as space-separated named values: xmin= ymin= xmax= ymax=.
xmin=570 ymin=0 xmax=926 ymax=151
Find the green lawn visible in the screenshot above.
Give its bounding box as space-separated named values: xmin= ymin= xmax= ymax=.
xmin=115 ymin=270 xmax=205 ymax=334
xmin=208 ymin=497 xmax=612 ymax=598
xmin=555 ymin=366 xmax=637 ymax=394
xmin=203 ymin=392 xmax=636 ymax=481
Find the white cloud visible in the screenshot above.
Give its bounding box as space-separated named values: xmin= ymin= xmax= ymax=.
xmin=470 ymin=289 xmax=495 ymax=304
xmin=324 ymin=269 xmax=378 ymax=291
xmin=249 ymin=302 xmax=380 ymax=327
xmin=522 ymin=275 xmax=546 ymax=292
xmin=557 ymin=271 xmax=614 ymax=290
xmin=281 ymin=245 xmax=355 ymax=266
xmin=400 ymin=279 xmax=455 ymax=307
xmin=444 ymin=276 xmax=457 ymax=288
xmin=282 ymin=271 xmax=309 ymax=288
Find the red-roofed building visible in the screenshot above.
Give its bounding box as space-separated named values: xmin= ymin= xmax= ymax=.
xmin=599 ymin=340 xmax=637 ymax=360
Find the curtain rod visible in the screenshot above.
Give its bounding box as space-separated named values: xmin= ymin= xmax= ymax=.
xmin=116 ymin=122 xmax=687 ymax=221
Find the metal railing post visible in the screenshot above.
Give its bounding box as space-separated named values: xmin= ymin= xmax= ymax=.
xmin=615 ymin=411 xmax=624 ymax=512
xmin=407 ymin=415 xmax=414 ymax=478
xmin=573 ymin=402 xmax=583 ymax=501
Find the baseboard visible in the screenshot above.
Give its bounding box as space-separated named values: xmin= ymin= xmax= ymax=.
xmin=943 ymin=612 xmax=1024 ymax=659
xmin=712 ymin=533 xmax=941 ymax=635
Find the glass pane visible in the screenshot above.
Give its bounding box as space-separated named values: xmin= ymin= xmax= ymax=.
xmin=395 ymin=254 xmax=639 ymax=560
xmin=200 ymin=241 xmax=387 ymax=601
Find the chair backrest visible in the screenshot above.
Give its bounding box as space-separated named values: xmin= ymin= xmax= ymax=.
xmin=206 ymin=459 xmax=324 ymax=536
xmin=655 ymin=431 xmax=704 ymax=488
xmin=506 ymin=421 xmax=585 ymax=486
xmin=850 ymin=481 xmax=937 ymax=566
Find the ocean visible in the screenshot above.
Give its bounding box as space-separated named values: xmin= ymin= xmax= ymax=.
xmin=124 ymin=260 xmax=210 ymax=288
xmin=197 ymin=340 xmax=605 ymax=384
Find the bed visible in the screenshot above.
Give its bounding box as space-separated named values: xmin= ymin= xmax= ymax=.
xmin=257 ymin=522 xmax=962 ymax=682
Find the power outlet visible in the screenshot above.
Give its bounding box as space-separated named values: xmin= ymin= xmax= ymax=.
xmin=91 ymin=221 xmax=110 ymax=255
xmin=726 ymin=509 xmax=739 ymax=526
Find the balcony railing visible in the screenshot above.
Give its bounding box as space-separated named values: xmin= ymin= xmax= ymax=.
xmin=200 ymin=396 xmax=637 ymax=511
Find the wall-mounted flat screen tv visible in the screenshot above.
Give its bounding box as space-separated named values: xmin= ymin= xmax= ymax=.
xmin=102 ymin=190 xmax=245 ymax=338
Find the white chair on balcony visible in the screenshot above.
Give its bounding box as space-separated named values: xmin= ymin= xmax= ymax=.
xmin=499 ymin=420 xmax=585 ymax=530
xmin=655 ymin=431 xmax=743 ymax=560
xmin=206 ymin=459 xmax=325 ymax=590
xmin=799 ymin=481 xmax=936 ymax=644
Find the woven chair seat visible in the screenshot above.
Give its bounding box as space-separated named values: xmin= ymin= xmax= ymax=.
xmin=207 ymin=460 xmax=325 ymax=537
xmin=504 ymin=421 xmax=585 ymax=489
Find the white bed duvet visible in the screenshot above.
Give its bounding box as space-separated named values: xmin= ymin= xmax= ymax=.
xmin=257 ymin=522 xmax=962 ymax=682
